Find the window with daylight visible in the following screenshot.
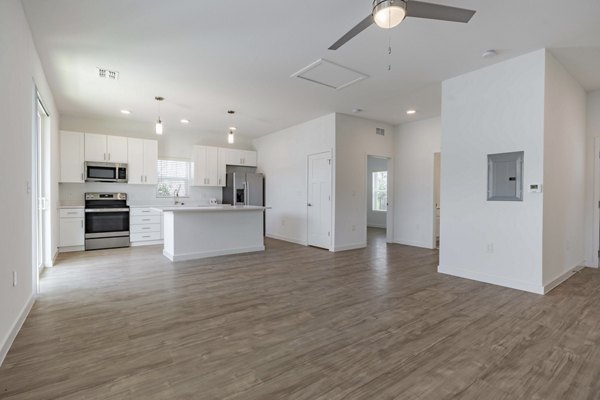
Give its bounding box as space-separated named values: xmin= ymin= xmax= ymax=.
xmin=156 ymin=159 xmax=191 ymax=198
xmin=372 ymin=171 xmax=387 ymax=212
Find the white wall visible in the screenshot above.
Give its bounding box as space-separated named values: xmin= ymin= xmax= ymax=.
xmin=393 ymin=117 xmax=441 ymax=248
xmin=584 ymin=90 xmax=600 ymax=267
xmin=439 ymin=50 xmax=547 ymax=294
xmin=335 ymin=114 xmax=394 ymax=250
xmin=367 ymin=157 xmax=388 ymax=228
xmin=253 ymin=114 xmax=335 ymax=246
xmin=542 ymin=53 xmax=587 ymax=286
xmin=0 ymin=0 xmax=59 ymax=364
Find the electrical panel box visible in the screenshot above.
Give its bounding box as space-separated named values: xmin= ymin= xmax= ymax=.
xmin=487 ymin=151 xmax=524 ymax=201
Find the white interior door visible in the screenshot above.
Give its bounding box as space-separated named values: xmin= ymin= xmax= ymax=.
xmin=307 ymin=152 xmax=332 ymax=249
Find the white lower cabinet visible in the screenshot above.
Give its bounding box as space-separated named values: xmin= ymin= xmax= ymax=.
xmin=130 ymin=207 xmax=163 ymax=245
xmin=59 ymin=208 xmax=85 ymax=250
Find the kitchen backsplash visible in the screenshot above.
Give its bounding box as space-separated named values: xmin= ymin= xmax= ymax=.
xmin=59 ymin=183 xmax=223 ymax=206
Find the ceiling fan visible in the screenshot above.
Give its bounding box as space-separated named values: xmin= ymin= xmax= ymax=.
xmin=329 ymin=0 xmax=476 ymax=50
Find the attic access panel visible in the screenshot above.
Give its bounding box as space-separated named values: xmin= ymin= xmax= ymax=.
xmin=487 ymin=151 xmax=524 ymax=201
xmin=291 ymin=59 xmax=368 ymax=90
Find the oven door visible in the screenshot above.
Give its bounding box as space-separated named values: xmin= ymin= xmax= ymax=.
xmin=85 ymin=209 xmax=130 ymax=238
xmin=86 ymin=163 xmax=117 ymax=182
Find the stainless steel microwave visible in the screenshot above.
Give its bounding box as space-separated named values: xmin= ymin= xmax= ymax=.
xmin=85 ymin=162 xmax=128 ymax=183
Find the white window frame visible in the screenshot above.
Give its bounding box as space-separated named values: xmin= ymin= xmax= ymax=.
xmin=372 ymin=171 xmax=388 ymax=212
xmin=156 ymin=158 xmax=191 ymax=198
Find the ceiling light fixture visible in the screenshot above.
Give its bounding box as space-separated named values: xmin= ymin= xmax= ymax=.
xmin=373 ymin=0 xmax=406 ymax=29
xmin=180 ymin=119 xmax=189 ymax=124
xmin=227 ymin=110 xmax=236 ymax=144
xmin=155 ymin=96 xmax=164 ymax=135
xmin=406 ymin=109 xmax=416 ymax=115
xmin=482 ymin=49 xmax=498 ymax=59
xmin=120 ymin=109 xmax=131 ymax=115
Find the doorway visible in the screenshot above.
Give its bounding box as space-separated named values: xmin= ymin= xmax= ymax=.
xmin=433 ymin=152 xmax=441 ymax=249
xmin=307 ymin=151 xmax=332 ymax=250
xmin=367 ymin=155 xmax=390 ymax=245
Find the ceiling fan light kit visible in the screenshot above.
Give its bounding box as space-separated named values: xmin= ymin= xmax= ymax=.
xmin=329 ymin=0 xmax=476 ymax=50
xmin=373 ymin=0 xmax=406 ymax=29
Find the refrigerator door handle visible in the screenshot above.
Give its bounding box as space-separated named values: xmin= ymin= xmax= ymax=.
xmin=245 ymin=182 xmax=249 ymax=205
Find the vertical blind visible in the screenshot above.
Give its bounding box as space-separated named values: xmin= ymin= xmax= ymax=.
xmin=156 ymin=159 xmax=191 ymax=197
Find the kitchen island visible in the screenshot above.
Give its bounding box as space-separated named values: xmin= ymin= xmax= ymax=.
xmin=154 ymin=205 xmax=265 ymax=262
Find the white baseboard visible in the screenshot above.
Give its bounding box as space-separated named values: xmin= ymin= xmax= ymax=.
xmin=543 ymin=265 xmax=583 ymax=294
xmin=265 ymin=234 xmax=308 ymax=246
xmin=438 ymin=265 xmax=545 ymax=295
xmin=394 ymin=238 xmax=434 ymax=249
xmin=0 ymin=295 xmax=35 ymax=367
xmin=131 ymin=240 xmax=163 ymax=247
xmin=50 ymin=248 xmax=59 ymax=267
xmin=58 ymin=245 xmax=84 ymax=253
xmin=332 ymin=242 xmax=367 ymax=252
xmin=164 ymin=245 xmax=266 ymax=262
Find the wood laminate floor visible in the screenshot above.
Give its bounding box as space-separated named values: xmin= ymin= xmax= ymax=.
xmin=2 ymin=230 xmax=600 ymax=399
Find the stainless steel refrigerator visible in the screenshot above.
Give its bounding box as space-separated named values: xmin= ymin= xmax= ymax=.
xmin=222 ymin=167 xmax=264 ymax=206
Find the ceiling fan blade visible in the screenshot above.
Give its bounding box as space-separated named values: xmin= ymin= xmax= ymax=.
xmin=329 ymin=14 xmax=374 ymax=50
xmin=406 ymin=1 xmax=476 ymax=23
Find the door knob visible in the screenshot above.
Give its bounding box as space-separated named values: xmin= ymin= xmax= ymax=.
xmin=307 ymin=203 xmax=312 ymax=207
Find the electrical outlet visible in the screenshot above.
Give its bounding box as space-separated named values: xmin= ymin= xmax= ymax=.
xmin=12 ymin=271 xmax=17 ymax=287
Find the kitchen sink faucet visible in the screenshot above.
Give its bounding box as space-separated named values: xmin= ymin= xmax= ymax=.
xmin=174 ymin=185 xmax=181 ymax=205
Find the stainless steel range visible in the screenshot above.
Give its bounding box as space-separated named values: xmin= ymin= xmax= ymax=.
xmin=84 ymin=193 xmax=130 ymax=250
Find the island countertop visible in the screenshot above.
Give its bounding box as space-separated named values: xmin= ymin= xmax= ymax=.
xmin=154 ymin=205 xmax=266 ymax=213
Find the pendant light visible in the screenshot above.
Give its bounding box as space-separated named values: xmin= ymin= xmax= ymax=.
xmin=228 ymin=127 xmax=236 ymax=144
xmin=227 ymin=110 xmax=236 ymax=144
xmin=155 ymin=96 xmax=164 ymax=135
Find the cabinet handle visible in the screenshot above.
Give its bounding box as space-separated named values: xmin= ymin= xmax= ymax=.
xmin=67 ymin=212 xmax=78 ymax=215
xmin=142 ymin=235 xmax=151 ymax=238
xmin=81 ymin=173 xmax=84 ymax=181
xmin=142 ymin=218 xmax=151 ymax=221
xmin=143 ymin=227 xmax=151 ymax=230
xmin=218 ymin=178 xmax=221 ymax=185
xmin=108 ymin=153 xmax=111 ymax=161
xmin=142 ymin=210 xmax=150 ymax=213
xmin=103 ymin=153 xmax=106 ymax=161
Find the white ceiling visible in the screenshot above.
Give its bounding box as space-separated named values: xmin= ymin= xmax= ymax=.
xmin=22 ymin=0 xmax=600 ymax=138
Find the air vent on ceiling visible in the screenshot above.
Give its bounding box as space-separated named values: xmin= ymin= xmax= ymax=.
xmin=376 ymin=128 xmax=385 ymax=136
xmin=291 ymin=59 xmax=368 ymax=90
xmin=97 ymin=67 xmax=119 ymax=80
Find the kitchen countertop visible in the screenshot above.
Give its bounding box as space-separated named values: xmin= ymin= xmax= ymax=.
xmin=156 ymin=205 xmax=265 ymax=212
xmin=58 ymin=205 xmax=85 ymax=209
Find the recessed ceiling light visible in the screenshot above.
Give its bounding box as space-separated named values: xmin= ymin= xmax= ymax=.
xmin=120 ymin=110 xmax=131 ymax=115
xmin=180 ymin=119 xmax=189 ymax=124
xmin=406 ymin=109 xmax=416 ymax=115
xmin=482 ymin=49 xmax=498 ymax=59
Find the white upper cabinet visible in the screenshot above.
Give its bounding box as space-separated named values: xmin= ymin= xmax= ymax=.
xmin=107 ymin=136 xmax=128 ymax=163
xmin=217 ymin=148 xmax=228 ymax=187
xmin=84 ymin=133 xmax=107 ymax=162
xmin=226 ymin=149 xmax=257 ymax=167
xmin=84 ymin=133 xmax=128 ymax=163
xmin=144 ymin=139 xmax=158 ymax=184
xmin=192 ymin=146 xmax=219 ymax=186
xmin=60 ymin=131 xmax=85 ymax=183
xmin=127 ymin=138 xmax=158 ymax=185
